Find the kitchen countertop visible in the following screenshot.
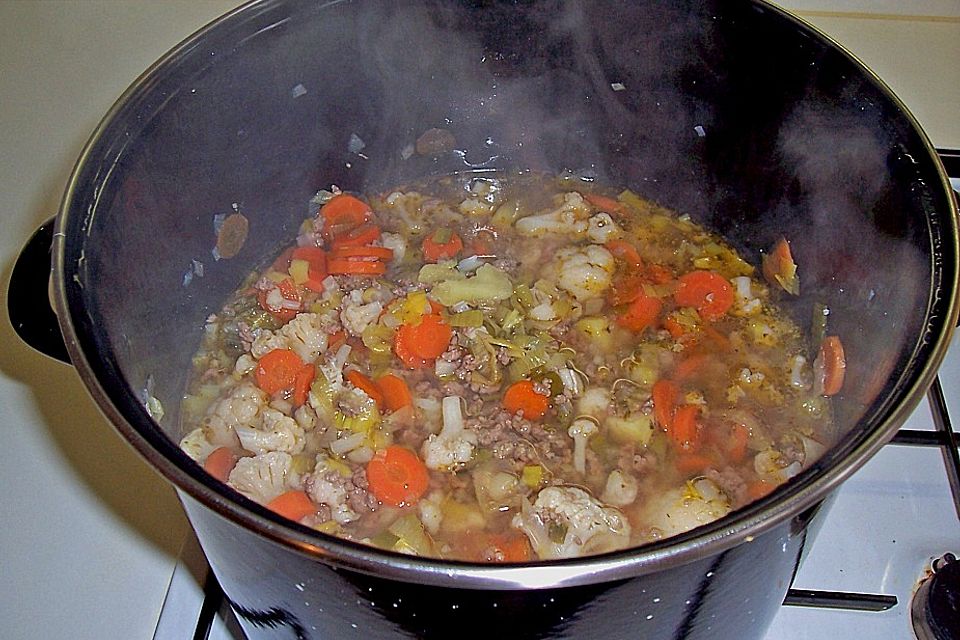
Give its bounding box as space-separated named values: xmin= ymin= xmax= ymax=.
xmin=0 ymin=2 xmax=957 ymax=639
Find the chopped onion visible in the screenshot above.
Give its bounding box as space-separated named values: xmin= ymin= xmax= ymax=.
xmin=456 ymin=255 xmax=485 ymax=273
xmin=330 ymin=432 xmax=366 ymax=455
xmin=441 ymin=396 xmax=464 ymax=436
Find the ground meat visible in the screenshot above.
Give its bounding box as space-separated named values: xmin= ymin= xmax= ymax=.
xmin=347 ymin=467 xmax=379 ymax=514
xmin=469 ymin=409 xmax=572 ymax=471
xmin=705 ymin=466 xmax=748 ymax=506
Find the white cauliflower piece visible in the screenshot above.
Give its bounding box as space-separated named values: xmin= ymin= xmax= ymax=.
xmin=601 ymin=469 xmax=639 ymax=506
xmin=251 ymin=312 xmax=331 ymax=363
xmin=381 ymin=232 xmax=406 ymax=264
xmin=235 ymin=407 xmax=306 ymax=456
xmin=303 ymin=456 xmax=359 ymax=524
xmin=421 ymin=396 xmax=477 ymax=471
xmin=568 ymin=418 xmax=598 ymax=474
xmin=418 ymin=490 xmax=445 ymax=535
xmin=730 ymin=276 xmax=762 ymax=317
xmin=203 ymin=382 xmax=267 ymax=447
xmin=586 ymin=212 xmax=622 ymax=244
xmin=512 ymin=486 xmax=631 ymax=560
xmin=641 ymin=479 xmax=732 ymax=538
xmin=180 ymin=427 xmax=217 ymax=462
xmin=227 ymin=451 xmax=297 ymax=503
xmin=515 ymin=192 xmax=592 ymax=237
xmin=340 ymin=289 xmax=383 ymax=337
xmin=552 ymin=244 xmax=615 ymax=301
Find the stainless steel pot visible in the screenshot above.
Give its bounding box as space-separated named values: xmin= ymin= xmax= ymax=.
xmin=10 ymin=1 xmax=958 ymax=638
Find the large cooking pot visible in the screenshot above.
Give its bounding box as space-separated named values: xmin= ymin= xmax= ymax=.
xmin=9 ymin=1 xmax=958 ymax=638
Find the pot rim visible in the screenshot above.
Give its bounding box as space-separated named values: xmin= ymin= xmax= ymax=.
xmin=49 ymin=0 xmax=960 ymax=590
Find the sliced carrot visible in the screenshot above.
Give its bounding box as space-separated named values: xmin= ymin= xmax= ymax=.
xmin=746 ymin=480 xmax=776 ymax=501
xmin=674 ymin=270 xmax=733 ymax=321
xmin=320 ymin=194 xmax=371 ymax=240
xmin=673 ymin=352 xmax=711 ymax=383
xmin=645 ymin=263 xmax=674 ymax=285
xmin=266 ymin=490 xmax=317 ymax=521
xmin=652 ymin=379 xmax=679 ymax=430
xmin=662 ymin=315 xmax=686 ymax=339
xmin=329 ymin=246 xmax=394 ymax=261
xmin=203 ymin=447 xmax=238 ymax=483
xmin=608 ymin=272 xmax=645 ymax=306
xmin=467 ymin=229 xmax=496 ymax=256
xmin=816 ymin=335 xmax=846 ymax=396
xmin=346 ymin=370 xmax=384 ymax=409
xmin=291 ymin=363 xmax=315 ymax=407
xmin=617 ymin=292 xmax=662 ymax=333
xmin=762 ymin=237 xmax=799 ymax=295
xmin=670 ymin=404 xmax=701 ymax=452
xmin=327 ymin=258 xmax=387 ymax=276
xmin=375 ymin=374 xmax=413 ymax=411
xmin=394 ymin=314 xmax=452 ymax=368
xmin=291 ymin=246 xmax=327 ymax=292
xmin=422 ymin=230 xmax=464 ymax=262
xmin=257 ymin=278 xmax=301 ymax=323
xmin=488 ymin=533 xmax=532 ymax=563
xmin=502 ymin=380 xmax=550 ymax=421
xmin=605 ymin=239 xmax=644 ymax=269
xmin=366 ymin=446 xmax=430 ymax=507
xmin=255 ymin=349 xmax=306 ymax=395
xmin=727 ymin=423 xmax=749 ymax=464
xmin=675 ymin=453 xmax=713 ymax=475
xmin=330 ymin=224 xmax=381 ymax=249
xmin=328 ymin=330 xmax=347 ymax=350
xmin=583 ymin=192 xmax=624 ymax=215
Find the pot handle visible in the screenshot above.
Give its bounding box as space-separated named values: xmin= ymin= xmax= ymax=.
xmin=8 ymin=218 xmax=71 ymax=363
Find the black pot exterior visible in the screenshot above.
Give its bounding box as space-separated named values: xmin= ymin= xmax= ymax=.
xmin=183 ymin=492 xmax=828 ymax=639
xmin=47 ymin=1 xmax=958 ymax=639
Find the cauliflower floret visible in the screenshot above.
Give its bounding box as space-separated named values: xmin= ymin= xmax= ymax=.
xmin=235 ymin=407 xmax=306 ymax=455
xmin=641 ymin=479 xmax=732 ymax=538
xmin=515 ymin=192 xmax=592 ymax=237
xmin=251 ymin=312 xmax=331 ymax=363
xmin=552 ymin=244 xmax=615 ymax=301
xmin=730 ymin=276 xmax=762 ymax=317
xmin=512 ymin=485 xmax=631 ymax=560
xmin=586 ymin=212 xmax=622 ymax=244
xmin=179 ymin=427 xmax=217 ymax=462
xmin=421 ymin=396 xmax=477 ymax=471
xmin=601 ymin=469 xmax=639 ymax=506
xmin=227 ymin=451 xmax=297 ymax=503
xmin=381 ymin=232 xmax=406 ymax=264
xmin=203 ymin=382 xmax=267 ymax=447
xmin=754 ymin=449 xmax=802 ymax=484
xmin=303 ymin=455 xmax=360 ymax=524
xmin=568 ymin=418 xmax=598 ymax=474
xmin=340 ymin=290 xmax=384 ymax=337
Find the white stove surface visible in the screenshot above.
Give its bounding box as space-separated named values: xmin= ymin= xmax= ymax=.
xmin=1 ymin=2 xmax=957 ymax=639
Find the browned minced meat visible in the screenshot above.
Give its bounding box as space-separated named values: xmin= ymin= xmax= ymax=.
xmin=705 ymin=466 xmax=748 ymax=507
xmin=469 ymin=409 xmax=572 ymax=471
xmin=348 ymin=467 xmax=379 ymax=514
xmin=304 ymin=468 xmax=378 ymax=523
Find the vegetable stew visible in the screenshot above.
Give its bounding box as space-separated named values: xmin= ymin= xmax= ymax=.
xmin=180 ymin=173 xmax=843 ymax=561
